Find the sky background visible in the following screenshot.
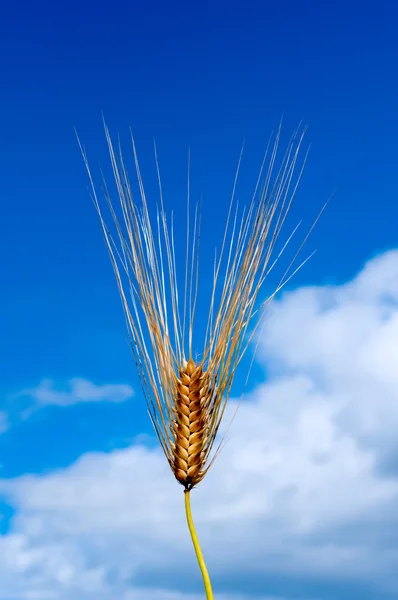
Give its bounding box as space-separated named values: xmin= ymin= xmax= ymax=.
xmin=1 ymin=1 xmax=398 ymax=599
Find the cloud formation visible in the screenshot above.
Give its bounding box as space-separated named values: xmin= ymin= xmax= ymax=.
xmin=15 ymin=378 xmax=134 ymax=407
xmin=1 ymin=250 xmax=398 ymax=599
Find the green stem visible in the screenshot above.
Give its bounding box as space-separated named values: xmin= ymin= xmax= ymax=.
xmin=184 ymin=489 xmax=214 ymax=599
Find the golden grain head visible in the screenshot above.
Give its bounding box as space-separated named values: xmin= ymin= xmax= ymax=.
xmin=171 ymin=358 xmax=214 ymax=489
xmin=79 ymin=122 xmax=316 ymax=489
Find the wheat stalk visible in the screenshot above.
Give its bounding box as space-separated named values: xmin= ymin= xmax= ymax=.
xmin=79 ymin=122 xmax=317 ymax=599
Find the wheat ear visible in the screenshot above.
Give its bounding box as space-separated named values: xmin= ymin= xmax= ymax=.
xmin=79 ymin=122 xmax=314 ymax=599
xmin=173 ymin=358 xmax=214 ymax=488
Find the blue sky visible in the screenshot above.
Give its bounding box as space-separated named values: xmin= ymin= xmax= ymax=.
xmin=1 ymin=1 xmax=398 ymax=599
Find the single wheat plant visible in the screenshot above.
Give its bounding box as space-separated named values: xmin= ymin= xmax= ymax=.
xmin=79 ymin=123 xmax=320 ymax=599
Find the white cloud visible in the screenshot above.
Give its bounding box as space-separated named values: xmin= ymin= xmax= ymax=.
xmin=15 ymin=378 xmax=134 ymax=407
xmin=261 ymin=249 xmax=398 ymax=452
xmin=1 ymin=250 xmax=398 ymax=599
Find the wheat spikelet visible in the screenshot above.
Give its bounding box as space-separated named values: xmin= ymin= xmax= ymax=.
xmin=172 ymin=358 xmax=212 ymax=489
xmin=78 ymin=122 xmax=319 ymax=490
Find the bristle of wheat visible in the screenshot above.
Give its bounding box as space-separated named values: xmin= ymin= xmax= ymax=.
xmin=81 ymin=122 xmax=313 ymax=489
xmin=172 ymin=358 xmax=212 ymax=489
